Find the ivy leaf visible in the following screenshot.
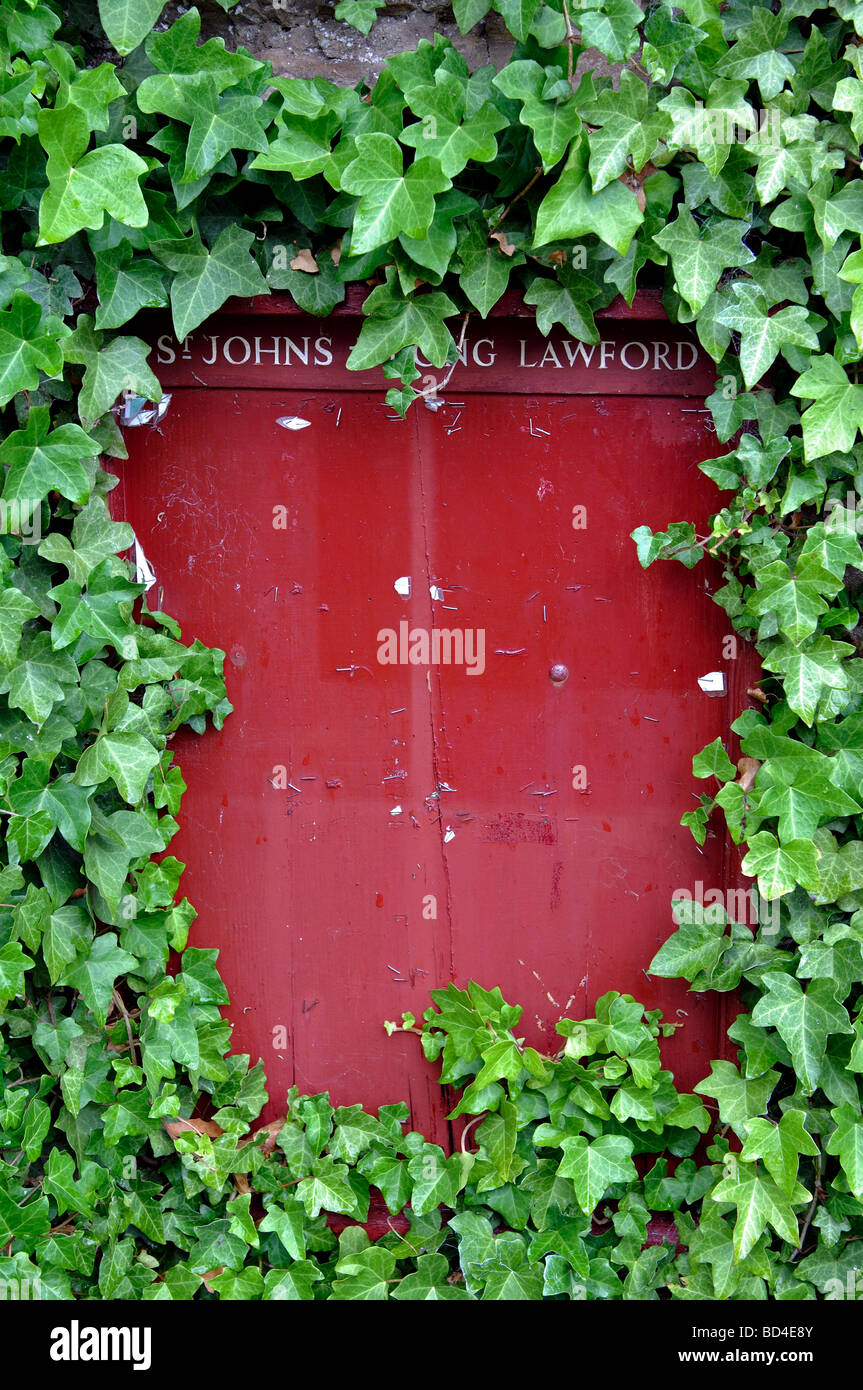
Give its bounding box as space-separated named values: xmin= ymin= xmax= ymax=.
xmin=834 ymin=71 xmax=863 ymax=142
xmin=711 ymin=1166 xmax=808 ymax=1260
xmin=37 ymin=106 xmax=148 ymax=245
xmin=407 ymin=1149 xmax=470 ymax=1214
xmin=334 ymin=0 xmax=384 ymax=35
xmin=653 ymin=210 xmax=755 ymax=314
xmin=825 ymin=1104 xmax=863 ymax=1196
xmin=340 ymin=133 xmax=452 ymax=254
xmin=0 ymin=589 xmax=38 ymax=669
xmin=392 ymin=1253 xmax=473 ymax=1300
xmin=751 ymin=974 xmax=852 ymax=1094
xmin=715 ymin=283 xmax=821 ymax=388
xmin=588 ymin=110 xmax=664 ymax=192
xmin=137 ymin=75 xmax=270 ymax=182
xmin=0 ymin=292 xmax=65 ymax=407
xmin=96 ymin=0 xmax=166 ymax=55
xmin=659 ymin=81 xmax=755 ymax=178
xmin=50 ymin=559 xmax=142 ymax=661
xmin=746 ymin=554 xmax=842 ymax=644
xmin=264 ymin=1261 xmax=322 ymax=1301
xmin=400 ymin=102 xmax=506 ymax=178
xmin=481 ymin=1258 xmax=544 ymax=1300
xmin=0 ymin=940 xmax=35 ymax=1007
xmin=266 ymin=247 xmax=345 ymax=316
xmin=648 ymin=900 xmax=727 ymax=982
xmin=694 ymin=1060 xmax=779 ymax=1127
xmin=0 ymin=631 xmax=78 ymax=725
xmin=38 ymin=497 xmax=135 ymax=587
xmin=714 ymin=7 xmax=795 ymax=102
xmin=331 ymin=1246 xmax=395 ymax=1300
xmin=2 ymin=406 xmax=96 ymax=519
xmin=740 ymin=1110 xmax=819 ymax=1196
xmin=454 ymin=0 xmax=492 ymax=30
xmin=534 ymin=136 xmax=643 ymax=256
xmin=790 ymin=354 xmax=863 ymax=462
xmin=62 ymin=317 xmax=162 ymax=428
xmin=250 ymin=111 xmax=339 ymax=181
xmin=741 ymin=831 xmax=821 ymax=900
xmin=346 ymin=271 xmax=457 ymax=371
xmin=692 ymin=736 xmax=737 ymax=782
xmin=59 ymin=933 xmax=138 ymax=1025
xmin=757 ymin=781 xmax=859 ymax=844
xmin=74 ymin=732 xmax=161 ymax=804
xmin=523 ymin=272 xmax=599 ymax=343
xmin=296 ymin=1157 xmax=364 ymax=1219
xmin=459 ymin=243 xmax=512 ymax=317
xmin=152 ymin=226 xmax=269 ymax=341
xmin=522 ymin=95 xmax=583 ymax=173
xmin=94 ymin=246 xmax=167 ymax=331
xmin=7 ymin=762 xmax=92 ymax=853
xmin=62 ymin=63 xmax=126 ymax=133
xmin=578 ymin=0 xmax=643 ymax=61
xmin=761 ymin=635 xmax=858 ymax=727
xmin=557 ymin=1134 xmax=637 ymax=1215
xmin=143 ymin=8 xmax=259 ymax=87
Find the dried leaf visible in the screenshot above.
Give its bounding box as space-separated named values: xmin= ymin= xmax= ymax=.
xmin=290 ymin=248 xmax=318 ymax=273
xmin=490 ymin=230 xmax=516 ymax=257
xmin=164 ymin=1116 xmax=224 ymax=1140
xmin=243 ymin=1118 xmax=284 ymax=1155
xmin=737 ymin=757 xmax=761 ymax=793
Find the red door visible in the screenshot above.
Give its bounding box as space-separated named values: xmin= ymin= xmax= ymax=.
xmin=114 ymin=297 xmax=751 ymax=1144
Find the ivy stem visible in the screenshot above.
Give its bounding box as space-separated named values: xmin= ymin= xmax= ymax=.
xmin=561 ymin=0 xmax=576 ymax=83
xmin=415 ymin=313 xmax=471 ymax=401
xmin=491 ymin=167 xmax=544 ymax=233
xmin=792 ymin=1152 xmax=822 ymax=1260
xmin=111 ymin=988 xmax=139 ymax=1068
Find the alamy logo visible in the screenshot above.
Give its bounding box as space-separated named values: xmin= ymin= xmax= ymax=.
xmin=377 ymin=620 xmax=486 ymax=675
xmin=0 ymin=498 xmax=41 ymax=544
xmin=49 ymin=1321 xmax=152 ymax=1371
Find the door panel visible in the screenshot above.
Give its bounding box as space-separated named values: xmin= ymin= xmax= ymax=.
xmin=417 ymin=394 xmax=738 ymax=1091
xmin=113 ymin=364 xmax=749 ymax=1139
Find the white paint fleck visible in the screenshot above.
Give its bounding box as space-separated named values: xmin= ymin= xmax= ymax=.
xmin=394 ymin=576 xmax=412 ymax=598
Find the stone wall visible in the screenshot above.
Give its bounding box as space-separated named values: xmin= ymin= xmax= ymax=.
xmin=207 ymin=1 xmax=517 ymax=81
xmin=73 ymin=0 xmax=617 ymax=84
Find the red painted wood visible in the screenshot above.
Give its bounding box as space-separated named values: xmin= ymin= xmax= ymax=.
xmin=145 ymin=313 xmax=714 ymax=396
xmin=216 ymin=284 xmax=668 ymax=320
xmin=112 ymin=307 xmax=757 ymax=1145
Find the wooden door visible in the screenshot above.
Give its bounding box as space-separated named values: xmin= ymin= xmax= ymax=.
xmin=114 ymin=301 xmax=752 ymax=1144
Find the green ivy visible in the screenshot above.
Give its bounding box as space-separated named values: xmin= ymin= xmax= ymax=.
xmin=1 ymin=0 xmax=863 ymax=1300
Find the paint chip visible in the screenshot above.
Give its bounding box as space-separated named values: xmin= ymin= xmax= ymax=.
xmin=697 ymin=671 xmax=726 ymax=695
xmin=429 ymin=584 xmax=444 ymax=601
xmin=394 ymin=576 xmax=412 ymax=597
xmin=120 ymin=393 xmax=172 ymax=427
xmin=277 ymin=416 xmax=311 ymax=430
xmin=133 ymin=538 xmax=157 ymax=591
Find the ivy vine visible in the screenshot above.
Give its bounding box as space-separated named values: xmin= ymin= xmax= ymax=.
xmin=1 ymin=0 xmax=863 ymax=1302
